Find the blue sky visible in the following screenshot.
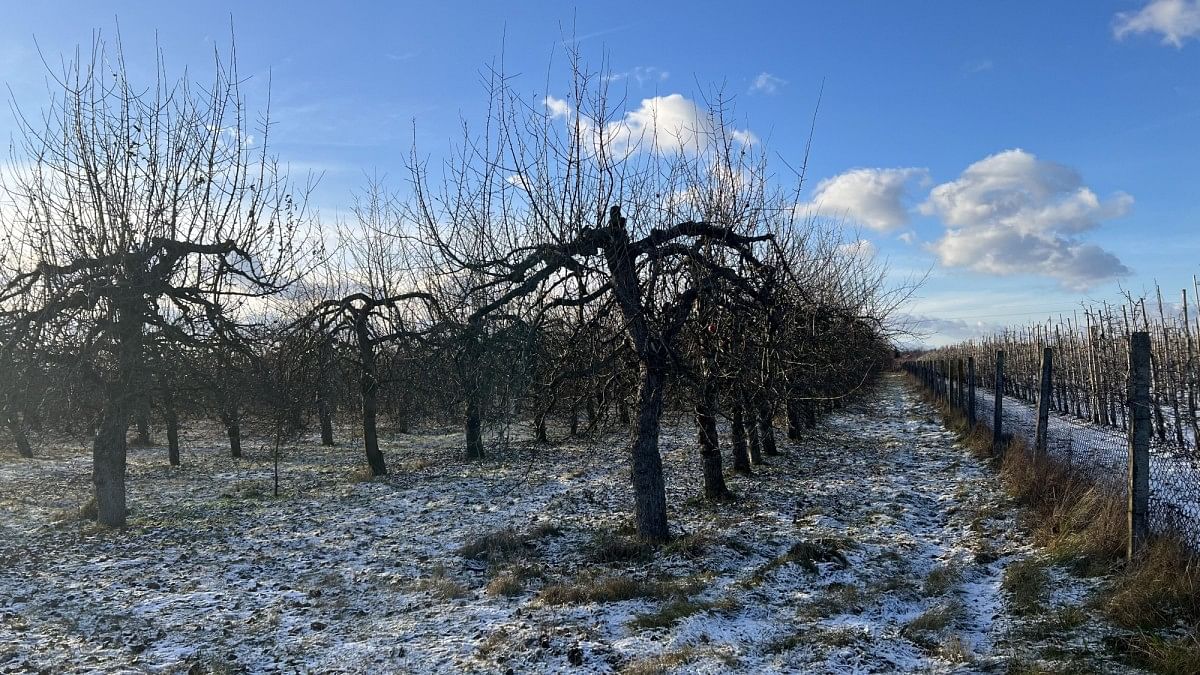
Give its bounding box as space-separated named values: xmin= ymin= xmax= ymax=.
xmin=2 ymin=1 xmax=1199 ymax=345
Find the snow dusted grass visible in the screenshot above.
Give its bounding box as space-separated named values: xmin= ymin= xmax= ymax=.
xmin=0 ymin=374 xmax=1146 ymax=673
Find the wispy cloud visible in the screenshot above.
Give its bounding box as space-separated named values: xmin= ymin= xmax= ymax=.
xmin=559 ymin=24 xmax=634 ymax=47
xmin=749 ymin=72 xmax=786 ymax=95
xmin=1114 ymin=0 xmax=1200 ymax=47
xmin=961 ymin=59 xmax=994 ymax=74
xmin=604 ymin=66 xmax=669 ymax=86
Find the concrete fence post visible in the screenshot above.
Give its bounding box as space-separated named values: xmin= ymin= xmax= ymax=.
xmin=1127 ymin=332 xmax=1151 ymax=560
xmin=1034 ymin=347 xmax=1053 ymax=457
xmin=993 ymin=350 xmax=1005 ymax=454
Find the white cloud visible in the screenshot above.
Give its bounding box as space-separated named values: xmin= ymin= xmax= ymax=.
xmin=840 ymin=238 xmax=877 ymax=261
xmin=898 ymin=231 xmax=916 ymax=244
xmin=605 ymin=66 xmax=670 ymax=86
xmin=800 ymin=167 xmax=929 ymax=231
xmin=750 ymin=72 xmax=786 ymax=95
xmin=543 ymin=95 xmax=572 ymax=120
xmin=543 ymin=93 xmax=755 ymax=156
xmin=921 ymin=149 xmax=1133 ymax=290
xmin=1114 ymin=0 xmax=1200 ymax=47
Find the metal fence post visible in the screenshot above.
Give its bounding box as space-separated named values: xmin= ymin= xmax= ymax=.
xmin=968 ymin=356 xmax=976 ymax=429
xmin=1128 ymin=332 xmax=1151 ymax=559
xmin=1034 ymin=347 xmax=1053 ymax=457
xmin=993 ymin=350 xmax=1005 ymax=454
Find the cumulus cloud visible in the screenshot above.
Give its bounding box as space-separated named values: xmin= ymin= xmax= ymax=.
xmin=921 ymin=149 xmax=1132 ymax=290
xmin=800 ymin=167 xmax=929 ymax=231
xmin=750 ymin=72 xmax=786 ymax=95
xmin=543 ymin=93 xmax=755 ymax=156
xmin=1114 ymin=0 xmax=1200 ymax=47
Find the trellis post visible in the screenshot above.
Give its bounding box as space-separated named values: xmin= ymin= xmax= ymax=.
xmin=968 ymin=356 xmax=976 ymax=429
xmin=1034 ymin=347 xmax=1053 ymax=456
xmin=1128 ymin=332 xmax=1151 ymax=559
xmin=993 ymin=350 xmax=1005 ymax=454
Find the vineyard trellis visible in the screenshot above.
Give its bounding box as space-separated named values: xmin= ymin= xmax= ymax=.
xmin=905 ymin=283 xmax=1200 ymax=553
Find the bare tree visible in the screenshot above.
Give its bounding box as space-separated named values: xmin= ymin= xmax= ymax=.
xmin=0 ymin=35 xmax=313 ymax=526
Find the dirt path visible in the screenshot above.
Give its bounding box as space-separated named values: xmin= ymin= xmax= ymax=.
xmin=0 ymin=373 xmax=1136 ymax=673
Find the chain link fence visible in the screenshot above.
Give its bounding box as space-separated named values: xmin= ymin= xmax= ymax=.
xmin=905 ymin=354 xmax=1200 ymax=551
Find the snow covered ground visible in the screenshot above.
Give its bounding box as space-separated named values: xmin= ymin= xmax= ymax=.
xmin=0 ymin=374 xmax=1140 ymax=673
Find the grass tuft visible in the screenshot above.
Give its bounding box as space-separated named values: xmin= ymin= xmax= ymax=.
xmin=627 ymin=597 xmax=740 ymax=630
xmin=539 ymin=575 xmax=704 ymax=606
xmin=1002 ymin=557 xmax=1050 ymax=615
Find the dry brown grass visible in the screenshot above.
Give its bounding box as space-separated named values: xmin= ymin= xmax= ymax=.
xmin=412 ymin=564 xmax=470 ymax=600
xmin=589 ymin=530 xmax=654 ymax=564
xmin=743 ymin=538 xmax=850 ymax=588
xmin=910 ymin=374 xmax=1200 ymax=670
xmin=1121 ymin=627 xmax=1200 ymax=675
xmin=458 ymin=528 xmax=535 ymax=563
xmin=618 ymin=646 xmax=738 ymax=675
xmin=627 ymin=596 xmax=740 ymax=630
xmin=904 ymin=600 xmax=965 ymax=634
xmin=922 ymin=564 xmax=961 ymax=597
xmin=538 ymin=575 xmax=704 ymax=606
xmin=1105 ymin=536 xmax=1200 ymax=630
xmin=1002 ymin=557 xmax=1050 ymax=615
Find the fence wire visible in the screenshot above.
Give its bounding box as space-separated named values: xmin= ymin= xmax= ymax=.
xmin=910 ymin=363 xmax=1200 ymax=550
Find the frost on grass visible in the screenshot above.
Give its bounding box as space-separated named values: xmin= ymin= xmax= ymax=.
xmin=0 ymin=375 xmax=1138 ymax=673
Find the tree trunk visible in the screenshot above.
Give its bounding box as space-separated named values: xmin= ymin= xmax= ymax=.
xmin=93 ymin=302 xmax=141 ymax=527
xmin=534 ymin=410 xmax=549 ymax=443
xmin=7 ymin=413 xmax=33 ymax=459
xmin=317 ymin=338 xmax=336 ymax=447
xmin=804 ymin=399 xmax=818 ymax=429
xmin=93 ymin=403 xmax=130 ymax=526
xmin=135 ymin=407 xmax=152 ymax=447
xmin=165 ymin=390 xmax=180 ymax=467
xmin=756 ymin=396 xmax=778 ymax=457
xmin=23 ymin=404 xmax=42 ymax=432
xmin=221 ymin=405 xmax=242 ymax=459
xmin=731 ymin=402 xmax=751 ymax=474
xmin=465 ymin=391 xmax=485 ymax=459
xmin=317 ymin=401 xmax=335 ymax=446
xmin=696 ymin=377 xmax=729 ymax=500
xmin=744 ymin=394 xmax=763 ymax=464
xmin=785 ymin=393 xmax=803 ymax=440
xmin=356 ymin=317 xmax=387 ymax=476
xmin=630 ymin=363 xmax=669 ymax=541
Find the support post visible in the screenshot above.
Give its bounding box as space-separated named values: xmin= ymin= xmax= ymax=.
xmin=993 ymin=350 xmax=1005 ymax=454
xmin=951 ymin=359 xmax=959 ymax=409
xmin=968 ymin=356 xmax=976 ymax=429
xmin=1034 ymin=347 xmax=1053 ymax=456
xmin=1127 ymin=332 xmax=1151 ymax=560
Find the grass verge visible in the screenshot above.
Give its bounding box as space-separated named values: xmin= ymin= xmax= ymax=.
xmin=908 ymin=373 xmax=1200 ymax=671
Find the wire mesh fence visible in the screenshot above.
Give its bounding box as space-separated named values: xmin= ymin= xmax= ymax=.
xmin=905 ymin=353 xmax=1200 ymax=551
